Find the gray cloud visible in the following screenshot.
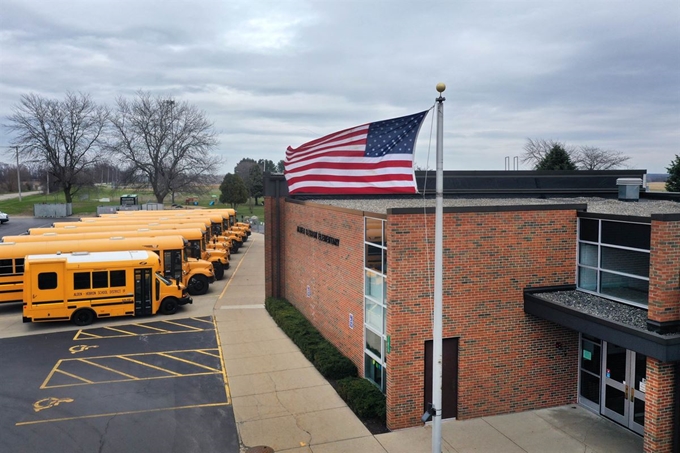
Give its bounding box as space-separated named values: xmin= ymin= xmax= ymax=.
xmin=1 ymin=0 xmax=677 ymax=174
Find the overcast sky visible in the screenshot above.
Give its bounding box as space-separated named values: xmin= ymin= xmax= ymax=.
xmin=1 ymin=0 xmax=678 ymax=174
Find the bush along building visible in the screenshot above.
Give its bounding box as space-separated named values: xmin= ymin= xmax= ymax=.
xmin=264 ymin=170 xmax=680 ymax=453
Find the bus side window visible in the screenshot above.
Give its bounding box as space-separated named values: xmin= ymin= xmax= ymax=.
xmin=92 ymin=271 xmax=108 ymax=288
xmin=74 ymin=272 xmax=91 ymax=290
xmin=0 ymin=259 xmax=12 ymax=275
xmin=110 ymin=270 xmax=126 ymax=287
xmin=16 ymin=258 xmax=24 ymax=273
xmin=38 ymin=272 xmax=58 ymax=290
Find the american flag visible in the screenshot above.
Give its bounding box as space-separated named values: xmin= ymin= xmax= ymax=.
xmin=284 ymin=110 xmax=429 ymax=194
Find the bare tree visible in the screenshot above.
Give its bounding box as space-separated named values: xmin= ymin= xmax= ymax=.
xmin=5 ymin=92 xmax=109 ymax=202
xmin=521 ymin=138 xmax=576 ymax=169
xmin=109 ymin=92 xmax=221 ymax=203
xmin=522 ymin=138 xmax=630 ymax=170
xmin=572 ymin=146 xmax=630 ymax=170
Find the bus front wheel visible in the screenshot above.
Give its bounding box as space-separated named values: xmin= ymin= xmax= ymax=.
xmin=160 ymin=297 xmax=179 ymax=315
xmin=188 ymin=275 xmax=209 ymax=296
xmin=72 ymin=309 xmax=95 ymax=326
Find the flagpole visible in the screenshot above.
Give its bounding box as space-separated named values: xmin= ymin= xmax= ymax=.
xmin=432 ymin=82 xmax=445 ymax=453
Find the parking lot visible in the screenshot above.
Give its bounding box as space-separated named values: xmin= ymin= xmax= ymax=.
xmin=0 ymin=216 xmax=247 ymax=453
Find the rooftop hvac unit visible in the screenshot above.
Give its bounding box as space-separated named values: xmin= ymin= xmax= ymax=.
xmin=616 ymin=178 xmax=642 ymax=201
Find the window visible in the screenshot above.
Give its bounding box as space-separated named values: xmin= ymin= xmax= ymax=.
xmin=0 ymin=259 xmax=13 ymax=275
xmin=364 ymin=216 xmax=387 ymax=392
xmin=74 ymin=272 xmax=91 ymax=290
xmin=577 ymin=218 xmax=650 ymax=307
xmin=110 ymin=270 xmax=126 ymax=287
xmin=38 ymin=272 xmax=58 ymax=290
xmin=92 ymin=271 xmax=108 ymax=288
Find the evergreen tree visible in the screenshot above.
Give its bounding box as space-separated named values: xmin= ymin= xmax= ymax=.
xmin=219 ymin=173 xmax=249 ymax=209
xmin=535 ymin=144 xmax=577 ymax=170
xmin=665 ymin=154 xmax=680 ymax=192
xmin=248 ymin=165 xmax=264 ymax=204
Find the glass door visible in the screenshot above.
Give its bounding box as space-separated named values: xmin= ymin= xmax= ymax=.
xmin=134 ymin=268 xmax=153 ymax=316
xmin=601 ymin=342 xmax=645 ymax=435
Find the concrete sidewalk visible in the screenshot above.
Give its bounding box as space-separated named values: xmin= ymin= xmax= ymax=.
xmin=0 ymin=191 xmax=42 ymax=201
xmin=214 ymin=234 xmax=643 ymax=453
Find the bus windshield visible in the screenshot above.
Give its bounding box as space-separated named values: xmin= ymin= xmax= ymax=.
xmin=155 ymin=272 xmax=173 ymax=286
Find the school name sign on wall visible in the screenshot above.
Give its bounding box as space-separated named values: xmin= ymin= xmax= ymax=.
xmin=296 ymin=226 xmax=340 ymax=246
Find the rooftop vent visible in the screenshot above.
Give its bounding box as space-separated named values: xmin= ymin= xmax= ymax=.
xmin=616 ymin=178 xmax=642 ymax=202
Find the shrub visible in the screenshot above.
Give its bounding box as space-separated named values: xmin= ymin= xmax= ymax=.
xmin=265 ymin=297 xmax=385 ymax=422
xmin=312 ymin=342 xmax=357 ymax=379
xmin=265 ymin=297 xmax=356 ymax=378
xmin=336 ymin=377 xmax=386 ymax=422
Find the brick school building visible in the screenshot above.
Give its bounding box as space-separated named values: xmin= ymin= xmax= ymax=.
xmin=264 ymin=171 xmax=680 ymax=453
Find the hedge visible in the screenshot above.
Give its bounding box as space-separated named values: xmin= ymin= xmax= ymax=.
xmin=265 ymin=297 xmax=357 ymax=378
xmin=265 ymin=297 xmax=387 ymax=423
xmin=336 ymin=377 xmax=387 ymax=422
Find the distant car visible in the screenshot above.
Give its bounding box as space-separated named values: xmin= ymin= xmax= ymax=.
xmin=0 ymin=211 xmax=8 ymax=224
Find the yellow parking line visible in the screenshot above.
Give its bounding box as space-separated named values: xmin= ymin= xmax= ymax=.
xmin=40 ymin=360 xmax=65 ymax=389
xmin=73 ymin=331 xmax=102 ymax=340
xmin=16 ymin=402 xmax=231 ymax=426
xmin=54 ymin=368 xmax=93 ymax=384
xmin=156 ymin=353 xmax=221 ymax=372
xmin=195 ymin=350 xmax=220 ymax=358
xmin=118 ymin=356 xmax=182 ymax=376
xmin=131 ymin=323 xmax=169 ymax=332
xmin=190 ymin=317 xmax=214 ymax=325
xmin=103 ymin=326 xmax=138 ymax=336
xmin=212 ymin=317 xmax=232 ymax=404
xmin=162 ymin=320 xmax=203 ymax=331
xmin=42 ymin=372 xmax=218 ymax=389
xmin=78 ymin=359 xmax=139 ymax=380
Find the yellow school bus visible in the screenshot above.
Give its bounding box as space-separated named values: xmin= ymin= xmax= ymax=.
xmin=53 ymin=215 xmax=244 ymax=253
xmin=220 ymin=208 xmax=252 ymax=236
xmin=108 ymin=207 xmax=252 ymax=236
xmin=97 ymin=210 xmax=249 ymax=247
xmin=0 ymin=236 xmax=214 ymax=304
xmin=5 ymin=227 xmax=230 ymax=280
xmin=22 ymin=250 xmax=192 ymax=326
xmin=27 ymin=221 xmax=233 ymax=253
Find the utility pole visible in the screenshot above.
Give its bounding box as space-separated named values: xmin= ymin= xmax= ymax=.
xmin=15 ymin=146 xmax=22 ymax=201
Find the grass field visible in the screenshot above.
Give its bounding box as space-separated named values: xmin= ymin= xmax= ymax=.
xmin=0 ymin=186 xmax=265 ymax=220
xmin=647 ymin=182 xmax=668 ymax=192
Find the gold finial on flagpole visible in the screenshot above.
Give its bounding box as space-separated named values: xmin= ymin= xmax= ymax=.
xmin=436 ymin=83 xmax=446 ymax=93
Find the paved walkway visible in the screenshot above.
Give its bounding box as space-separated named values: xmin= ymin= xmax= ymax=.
xmin=0 ymin=191 xmax=41 ymax=202
xmin=215 ymin=234 xmax=643 ymax=453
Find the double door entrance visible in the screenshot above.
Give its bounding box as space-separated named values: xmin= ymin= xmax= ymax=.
xmin=579 ymin=335 xmax=645 ymax=435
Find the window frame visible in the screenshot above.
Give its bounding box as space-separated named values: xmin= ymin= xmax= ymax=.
xmin=576 ymin=217 xmax=650 ymax=308
xmin=364 ymin=216 xmax=387 ymax=392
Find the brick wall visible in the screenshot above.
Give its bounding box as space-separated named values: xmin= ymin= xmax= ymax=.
xmin=644 ymin=357 xmax=677 ymax=453
xmin=386 ymin=208 xmax=580 ymax=429
xmin=269 ymin=201 xmax=582 ymax=431
xmin=278 ymin=200 xmax=367 ymax=370
xmin=648 ymin=219 xmax=680 ymax=325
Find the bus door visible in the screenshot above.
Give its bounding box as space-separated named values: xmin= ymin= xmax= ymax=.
xmin=134 ymin=268 xmax=153 ymax=316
